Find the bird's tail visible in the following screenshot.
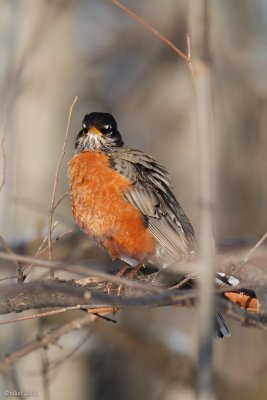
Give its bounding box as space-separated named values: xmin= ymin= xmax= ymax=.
xmin=214 ymin=312 xmax=231 ymax=338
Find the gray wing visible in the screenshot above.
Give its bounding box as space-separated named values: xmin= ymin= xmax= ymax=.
xmin=109 ymin=148 xmax=196 ymax=263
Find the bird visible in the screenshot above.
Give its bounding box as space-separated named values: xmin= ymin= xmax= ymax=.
xmin=68 ymin=111 xmax=230 ymax=338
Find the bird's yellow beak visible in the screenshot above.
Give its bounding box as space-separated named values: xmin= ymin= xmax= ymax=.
xmin=88 ymin=127 xmax=102 ymax=136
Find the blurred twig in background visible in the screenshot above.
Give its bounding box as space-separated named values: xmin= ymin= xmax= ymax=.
xmin=110 ymin=0 xmax=190 ymax=63
xmin=47 ymin=96 xmax=78 ymax=277
xmin=190 ymin=0 xmax=215 ymax=398
xmin=0 ymin=104 xmax=7 ymax=193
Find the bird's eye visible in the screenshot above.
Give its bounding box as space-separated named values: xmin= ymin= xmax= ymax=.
xmin=101 ymin=124 xmax=113 ymax=134
xmin=82 ymin=123 xmax=88 ymax=133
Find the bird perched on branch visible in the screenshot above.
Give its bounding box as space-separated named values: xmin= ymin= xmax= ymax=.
xmin=68 ymin=111 xmax=230 ymax=338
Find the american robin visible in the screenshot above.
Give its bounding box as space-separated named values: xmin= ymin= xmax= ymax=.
xmin=68 ymin=112 xmax=230 ymax=337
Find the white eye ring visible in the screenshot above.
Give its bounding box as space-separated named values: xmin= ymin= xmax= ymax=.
xmin=103 ymin=124 xmax=112 ymax=130
xmin=82 ymin=123 xmax=87 ymax=129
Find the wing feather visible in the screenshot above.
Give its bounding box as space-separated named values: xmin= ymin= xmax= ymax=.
xmin=109 ymin=148 xmax=196 ymax=264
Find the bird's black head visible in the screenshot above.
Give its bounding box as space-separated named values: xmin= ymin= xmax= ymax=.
xmin=74 ymin=112 xmax=124 ymax=153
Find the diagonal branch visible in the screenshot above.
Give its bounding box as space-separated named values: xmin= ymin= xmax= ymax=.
xmin=0 ymin=313 xmax=96 ymax=374
xmin=243 ymin=232 xmax=267 ymax=262
xmin=110 ymin=0 xmax=190 ymax=63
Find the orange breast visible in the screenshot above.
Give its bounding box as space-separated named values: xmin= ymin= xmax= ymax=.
xmin=68 ymin=151 xmax=156 ymax=262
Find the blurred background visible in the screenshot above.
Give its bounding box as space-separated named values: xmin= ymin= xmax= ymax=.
xmin=0 ymin=0 xmax=267 ymax=399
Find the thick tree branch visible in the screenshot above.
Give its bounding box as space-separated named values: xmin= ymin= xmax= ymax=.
xmin=0 ymin=264 xmax=266 ymax=376
xmin=0 ymin=277 xmax=266 ymax=331
xmin=0 ymin=279 xmax=197 ymax=315
xmin=1 ymin=249 xmax=267 ymax=312
xmin=0 ymin=279 xmax=266 ymax=377
xmin=0 ymin=249 xmax=266 ymax=331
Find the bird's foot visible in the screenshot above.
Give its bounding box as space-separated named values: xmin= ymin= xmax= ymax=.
xmin=106 ymin=264 xmax=130 ymax=295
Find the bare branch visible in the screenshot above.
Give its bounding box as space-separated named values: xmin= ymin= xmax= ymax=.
xmin=0 ymin=305 xmax=84 ymax=325
xmin=0 ymin=269 xmax=265 ymax=373
xmin=0 ymin=251 xmax=163 ymax=293
xmin=243 ymin=232 xmax=267 ymax=262
xmin=0 ymin=273 xmax=260 ymax=313
xmin=0 ymin=277 xmax=265 ymax=337
xmin=0 ymin=235 xmax=19 ymax=271
xmin=110 ymin=0 xmax=189 ymax=63
xmin=0 ymin=279 xmax=198 ymax=315
xmin=40 ymin=344 xmax=50 ymax=400
xmin=21 ymin=226 xmax=72 ymax=280
xmin=53 ymin=192 xmax=69 ymax=210
xmin=0 ymin=313 xmax=96 ymax=374
xmin=1 ymin=249 xmax=267 ymax=304
xmin=47 ymin=96 xmax=78 ymax=275
xmin=1 ymin=295 xmax=264 ymax=391
xmin=186 ymin=32 xmax=195 ymax=78
xmin=0 ymin=104 xmax=7 ymax=192
xmin=190 ymin=1 xmax=214 ymax=397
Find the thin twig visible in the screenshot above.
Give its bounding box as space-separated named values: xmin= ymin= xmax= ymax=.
xmin=243 ymin=232 xmax=267 ymax=262
xmin=186 ymin=32 xmax=196 ymax=79
xmin=0 ymin=304 xmax=117 ymax=325
xmin=12 ymin=195 xmax=69 ymax=225
xmin=40 ymin=335 xmax=50 ymax=400
xmin=19 ymin=222 xmax=60 ymax=280
xmin=0 ymin=235 xmax=19 ymax=270
xmin=171 ymin=272 xmax=197 ymax=289
xmin=0 ymin=314 xmax=96 ymax=374
xmin=110 ymin=0 xmax=189 ymax=62
xmin=47 ymin=332 xmax=91 ymax=372
xmin=53 ymin=192 xmax=69 ymax=210
xmin=0 ymin=275 xmax=17 ymax=282
xmin=47 ymin=96 xmax=78 ymax=276
xmin=0 ymin=104 xmax=7 ymax=192
xmin=186 ymin=32 xmax=192 ymax=60
xmin=0 ymin=306 xmax=84 ymax=325
xmin=22 ymin=227 xmax=72 ymax=280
